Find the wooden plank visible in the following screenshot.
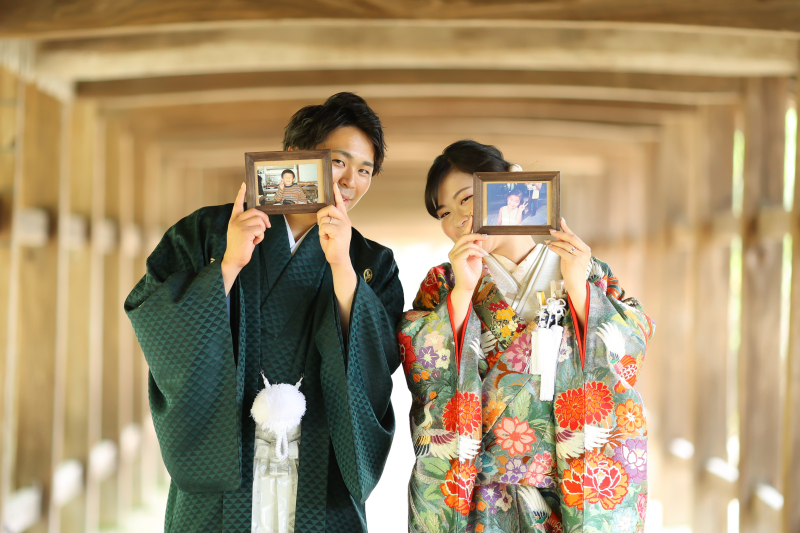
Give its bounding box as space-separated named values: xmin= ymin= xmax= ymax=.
xmin=737 ymin=77 xmax=788 ymax=533
xmin=33 ymin=21 xmax=799 ymax=81
xmin=15 ymin=83 xmax=63 ymax=533
xmin=3 ymin=2 xmax=800 ymax=36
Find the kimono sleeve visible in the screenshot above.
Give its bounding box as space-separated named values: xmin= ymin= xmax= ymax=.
xmin=314 ymin=249 xmax=405 ymax=503
xmin=124 ymin=209 xmax=241 ymax=494
xmin=397 ymin=264 xmax=460 ymax=383
xmin=556 ymin=257 xmax=655 ymax=530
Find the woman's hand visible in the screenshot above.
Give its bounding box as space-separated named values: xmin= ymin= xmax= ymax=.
xmin=448 ymin=214 xmax=488 ymax=295
xmin=448 ymin=215 xmax=488 ymax=338
xmin=546 ymin=218 xmax=590 ymax=327
xmin=221 ymin=183 xmax=271 ymax=295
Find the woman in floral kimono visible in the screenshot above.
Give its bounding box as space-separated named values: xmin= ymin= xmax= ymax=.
xmin=397 ymin=141 xmax=654 ymax=533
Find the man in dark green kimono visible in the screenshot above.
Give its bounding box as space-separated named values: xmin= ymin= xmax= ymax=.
xmin=125 ymin=93 xmax=403 ymax=532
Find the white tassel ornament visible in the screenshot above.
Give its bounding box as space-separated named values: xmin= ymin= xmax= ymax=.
xmin=250 ymin=372 xmax=306 ymax=461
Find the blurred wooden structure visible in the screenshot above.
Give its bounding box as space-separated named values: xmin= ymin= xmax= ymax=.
xmin=0 ymin=3 xmax=799 ymax=532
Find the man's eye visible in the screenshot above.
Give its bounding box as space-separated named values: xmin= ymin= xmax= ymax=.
xmin=461 ymin=195 xmax=473 ymax=204
xmin=333 ymin=159 xmax=344 ymax=166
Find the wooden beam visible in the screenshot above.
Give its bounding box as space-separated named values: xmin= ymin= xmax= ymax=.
xmin=3 ymin=2 xmax=800 ymax=36
xmin=76 ymin=69 xmax=746 ymax=98
xmin=32 ymin=21 xmax=800 ymax=81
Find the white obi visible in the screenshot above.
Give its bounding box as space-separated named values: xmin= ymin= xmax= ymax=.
xmin=252 ymin=425 xmax=301 ymax=533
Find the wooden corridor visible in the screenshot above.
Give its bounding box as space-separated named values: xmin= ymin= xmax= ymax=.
xmin=1 ymin=3 xmax=800 ymax=532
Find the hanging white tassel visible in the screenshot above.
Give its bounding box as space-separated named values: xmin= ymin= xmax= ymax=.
xmin=250 ymin=373 xmax=306 ymax=461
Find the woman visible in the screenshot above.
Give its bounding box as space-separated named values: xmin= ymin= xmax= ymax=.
xmin=397 ymin=140 xmax=654 ymax=532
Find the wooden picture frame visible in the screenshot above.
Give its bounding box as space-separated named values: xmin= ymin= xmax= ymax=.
xmin=473 ymin=171 xmax=561 ymax=234
xmin=245 ymin=149 xmax=333 ymax=214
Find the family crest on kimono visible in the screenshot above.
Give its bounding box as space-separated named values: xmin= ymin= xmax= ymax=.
xmin=397 ymin=140 xmax=655 ymax=533
xmin=125 ymin=93 xmax=403 ymax=533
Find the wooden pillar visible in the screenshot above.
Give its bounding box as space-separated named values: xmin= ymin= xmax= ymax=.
xmin=784 ymin=60 xmax=800 ymax=533
xmin=84 ymin=115 xmax=106 ymax=533
xmin=98 ymin=120 xmax=121 ymax=530
xmin=59 ymin=100 xmax=97 ymax=533
xmin=691 ymin=104 xmax=738 ymax=533
xmin=738 ymin=77 xmax=789 ymax=533
xmin=14 ymin=83 xmax=63 ymax=533
xmin=0 ymin=66 xmax=24 ymax=520
xmin=138 ymin=143 xmax=162 ymax=508
xmin=654 ymin=114 xmax=699 ymax=528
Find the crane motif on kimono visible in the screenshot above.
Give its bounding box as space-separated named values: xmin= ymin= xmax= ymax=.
xmin=412 ymin=394 xmax=480 ymax=463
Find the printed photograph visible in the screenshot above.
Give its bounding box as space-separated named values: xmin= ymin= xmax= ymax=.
xmin=244 ymin=150 xmax=333 ymax=215
xmin=473 ymin=171 xmax=560 ymax=234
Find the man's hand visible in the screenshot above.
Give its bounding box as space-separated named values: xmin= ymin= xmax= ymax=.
xmin=221 ymin=183 xmax=271 ymax=295
xmin=317 ymin=186 xmax=357 ymax=333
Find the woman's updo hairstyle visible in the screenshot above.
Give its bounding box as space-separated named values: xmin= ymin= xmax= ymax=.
xmin=424 ymin=140 xmax=514 ymax=219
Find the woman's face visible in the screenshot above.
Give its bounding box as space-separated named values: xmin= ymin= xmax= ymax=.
xmin=435 ymin=170 xmax=498 ymax=251
xmin=507 ymin=194 xmax=521 ymax=208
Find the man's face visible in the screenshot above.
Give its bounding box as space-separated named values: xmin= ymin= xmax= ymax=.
xmin=316 ymin=126 xmax=375 ymax=211
xmin=282 ymin=173 xmax=294 ymax=186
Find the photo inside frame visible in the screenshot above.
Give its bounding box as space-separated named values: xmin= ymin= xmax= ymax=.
xmin=482 ymin=181 xmax=551 ymax=227
xmin=255 ymin=158 xmax=325 ymax=206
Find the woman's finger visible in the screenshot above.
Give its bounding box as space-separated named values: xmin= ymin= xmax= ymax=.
xmin=545 ymin=239 xmax=585 ymax=255
xmin=460 ymin=214 xmax=474 ymax=237
xmin=451 ymin=243 xmax=488 ymax=259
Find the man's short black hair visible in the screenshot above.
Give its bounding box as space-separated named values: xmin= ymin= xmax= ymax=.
xmin=424 ymin=140 xmax=512 ymax=218
xmin=281 ymin=169 xmax=295 ymax=179
xmin=283 ymin=92 xmax=386 ymax=175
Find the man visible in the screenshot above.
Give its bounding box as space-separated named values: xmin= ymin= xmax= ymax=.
xmin=125 ymin=93 xmax=402 ymax=532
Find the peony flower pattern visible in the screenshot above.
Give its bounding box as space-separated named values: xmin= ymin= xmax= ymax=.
xmin=584 ymin=381 xmax=614 ymax=425
xmin=398 ymin=332 xmax=416 ymax=374
xmin=584 ymin=452 xmax=630 ymax=510
xmin=555 ymin=388 xmax=584 ymax=430
xmin=442 ymin=391 xmax=482 ymax=436
xmin=524 ymin=451 xmax=556 ymax=487
xmin=612 ymin=438 xmax=647 ymax=483
xmin=440 ymin=460 xmax=477 ymax=516
xmin=560 ymin=458 xmax=584 ymax=511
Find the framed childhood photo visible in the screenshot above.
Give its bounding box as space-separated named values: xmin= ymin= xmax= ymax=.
xmin=473 ymin=171 xmax=561 ymax=234
xmin=245 ymin=150 xmax=334 ymax=214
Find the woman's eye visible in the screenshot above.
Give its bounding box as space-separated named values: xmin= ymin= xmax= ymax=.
xmin=461 ymin=195 xmax=473 ymax=204
xmin=438 ymin=211 xmax=450 ymax=219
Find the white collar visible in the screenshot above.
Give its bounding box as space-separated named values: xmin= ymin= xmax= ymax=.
xmin=284 ymin=215 xmax=313 ymax=256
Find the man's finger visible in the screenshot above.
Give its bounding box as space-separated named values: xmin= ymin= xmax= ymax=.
xmin=231 ymin=182 xmax=246 ymax=219
xmin=332 ymin=184 xmax=347 ymax=214
xmin=239 ymin=208 xmax=271 ymax=227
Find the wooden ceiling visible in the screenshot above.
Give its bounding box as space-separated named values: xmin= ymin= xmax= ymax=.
xmin=2 ymin=0 xmax=800 ymax=36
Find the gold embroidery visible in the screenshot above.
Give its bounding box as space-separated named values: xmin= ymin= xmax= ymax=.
xmin=363 ymin=268 xmax=373 ymax=283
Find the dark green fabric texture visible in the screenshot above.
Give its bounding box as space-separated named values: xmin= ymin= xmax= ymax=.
xmin=125 ymin=206 xmax=403 ymax=533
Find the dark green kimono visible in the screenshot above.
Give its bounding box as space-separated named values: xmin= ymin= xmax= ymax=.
xmin=125 ymin=205 xmax=403 ymax=532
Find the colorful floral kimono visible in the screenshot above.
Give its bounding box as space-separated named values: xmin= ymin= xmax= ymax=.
xmin=397 ymin=255 xmax=654 ymax=533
